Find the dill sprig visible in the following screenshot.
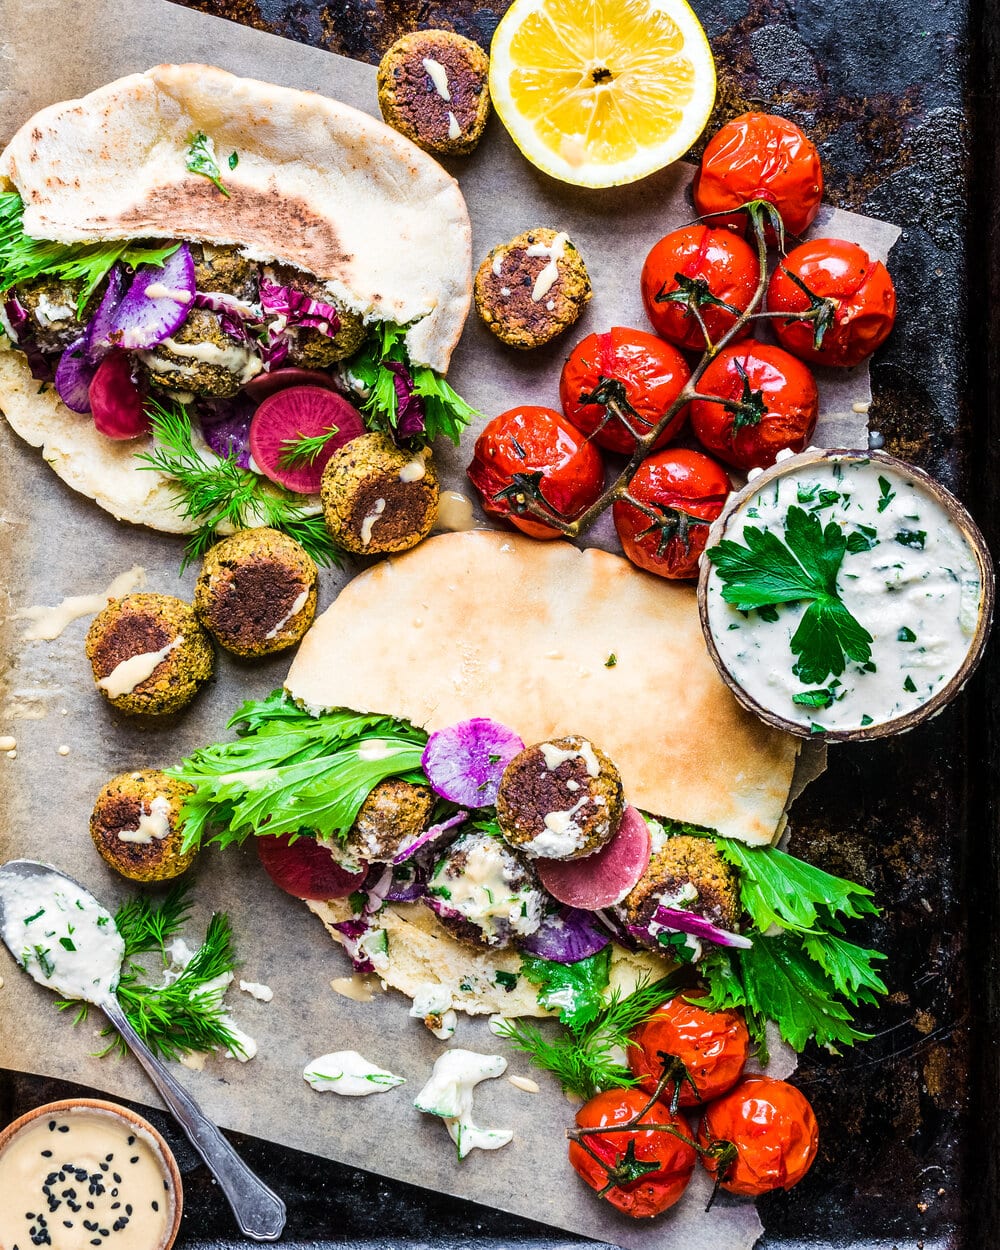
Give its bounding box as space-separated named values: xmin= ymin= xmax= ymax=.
xmin=496 ymin=973 xmax=685 ymax=1100
xmin=57 ymin=883 xmax=245 ymax=1062
xmin=135 ymin=399 xmax=344 ymax=571
xmin=278 ymin=424 xmax=340 ymax=469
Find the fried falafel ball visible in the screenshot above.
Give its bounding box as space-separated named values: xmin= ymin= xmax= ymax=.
xmin=85 ymin=593 xmax=214 ymax=717
xmin=377 ymin=29 xmax=491 ymax=157
xmin=90 ymin=769 xmax=198 ymax=883
xmin=475 ymin=228 xmax=592 ymax=350
xmin=321 ymin=434 xmax=439 ymax=555
xmin=190 ymin=242 xmax=259 ymax=301
xmin=345 ymin=778 xmax=436 ymax=862
xmin=139 ymin=306 xmax=262 ymax=398
xmin=11 ymin=275 xmax=100 ymax=354
xmin=194 ymin=528 xmax=318 ymax=658
xmin=425 ymin=830 xmax=544 ymax=949
xmin=496 ymin=735 xmax=624 ymax=860
xmin=623 ymin=835 xmax=741 ymax=952
xmin=263 ymin=263 xmax=367 ymax=368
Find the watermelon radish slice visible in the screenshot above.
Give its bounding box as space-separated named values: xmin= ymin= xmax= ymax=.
xmin=256 ymin=832 xmax=367 ymax=901
xmin=249 ymin=385 xmax=366 ymax=495
xmin=88 ymin=351 xmax=149 ymax=440
xmin=242 ymin=367 xmax=340 ymax=403
xmin=536 ymin=805 xmax=652 ymax=911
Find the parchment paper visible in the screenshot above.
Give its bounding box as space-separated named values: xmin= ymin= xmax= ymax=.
xmin=0 ymin=4 xmax=900 ymax=1247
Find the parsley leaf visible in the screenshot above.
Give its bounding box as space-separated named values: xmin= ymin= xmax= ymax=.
xmin=520 ymin=948 xmax=612 ymax=1033
xmin=876 ymin=476 xmax=895 ymax=512
xmin=185 ymin=131 xmax=230 ymax=197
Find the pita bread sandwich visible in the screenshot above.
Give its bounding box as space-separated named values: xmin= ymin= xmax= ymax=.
xmin=0 ymin=65 xmax=474 ymax=555
xmin=171 ymin=532 xmax=885 ymax=1062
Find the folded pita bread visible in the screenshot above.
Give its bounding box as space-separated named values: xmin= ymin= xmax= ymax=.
xmin=0 ymin=64 xmax=472 ymax=529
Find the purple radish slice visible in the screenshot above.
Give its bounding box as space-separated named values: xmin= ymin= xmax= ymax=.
xmin=200 ymin=395 xmax=255 ymax=468
xmin=629 ymin=905 xmax=753 ymax=951
xmin=54 ymin=338 xmax=96 ymax=413
xmin=110 ymin=242 xmax=196 ymax=351
xmin=421 ymin=719 xmax=525 ymax=808
xmin=393 ymin=810 xmax=469 ymax=864
xmin=83 ymin=263 xmax=128 ymax=362
xmin=536 ymin=805 xmax=652 ymax=911
xmin=242 ymin=367 xmax=339 ymax=403
xmin=89 ymin=351 xmax=149 ymax=440
xmin=519 ymin=905 xmax=610 ymax=963
xmin=249 ymin=386 xmax=366 ymax=495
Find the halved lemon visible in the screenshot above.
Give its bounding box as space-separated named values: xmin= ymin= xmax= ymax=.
xmin=489 ymin=0 xmax=717 ymax=188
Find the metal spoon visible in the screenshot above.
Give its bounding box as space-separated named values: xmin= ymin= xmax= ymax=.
xmin=0 ymin=859 xmax=286 ymax=1241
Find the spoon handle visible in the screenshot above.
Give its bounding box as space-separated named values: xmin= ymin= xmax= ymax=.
xmin=101 ymin=997 xmax=286 ymax=1241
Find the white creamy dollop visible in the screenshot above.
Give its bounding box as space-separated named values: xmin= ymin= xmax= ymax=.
xmin=413 ymin=1049 xmax=513 ymax=1158
xmin=118 ymin=795 xmax=173 ymax=844
xmin=304 ymin=1050 xmax=405 ymax=1096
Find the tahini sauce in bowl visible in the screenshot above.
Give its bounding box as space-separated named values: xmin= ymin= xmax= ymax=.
xmin=698 ymin=449 xmax=994 ymax=740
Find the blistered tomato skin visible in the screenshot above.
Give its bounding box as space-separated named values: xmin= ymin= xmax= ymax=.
xmin=767 ymin=238 xmax=897 ymax=368
xmin=628 ymin=995 xmax=750 ymax=1104
xmin=559 ymin=327 xmax=691 ymax=455
xmin=693 ymin=113 xmax=824 ymax=240
xmin=641 ymin=225 xmax=760 ymax=352
xmin=697 ymin=1076 xmax=819 ymax=1196
xmin=569 ymin=1089 xmax=698 ymax=1218
xmin=689 ymin=342 xmax=819 ymax=471
xmin=613 ymin=449 xmax=730 ymax=580
xmin=467 ymin=405 xmax=605 ymax=539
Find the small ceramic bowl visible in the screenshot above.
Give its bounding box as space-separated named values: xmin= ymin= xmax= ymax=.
xmin=0 ymin=1097 xmax=183 ymax=1250
xmin=697 ymin=447 xmax=995 ymax=742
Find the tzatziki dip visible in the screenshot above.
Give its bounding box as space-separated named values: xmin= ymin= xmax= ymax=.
xmin=703 ymin=452 xmax=988 ymax=735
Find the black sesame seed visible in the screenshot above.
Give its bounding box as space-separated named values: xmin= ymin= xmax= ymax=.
xmin=151 ymin=1201 xmax=159 ymax=1212
xmin=90 ymin=1241 xmax=102 ymax=1247
xmin=126 ymin=1136 xmax=135 ymax=1146
xmin=110 ymin=1188 xmax=118 ymax=1197
xmin=57 ymin=1125 xmax=70 ymax=1132
xmin=99 ymin=1231 xmax=109 ymax=1238
xmin=41 ymin=1149 xmax=53 ymax=1158
xmin=112 ymin=1173 xmax=121 ymax=1183
xmin=25 ymin=1213 xmax=35 ymax=1220
xmin=99 ymin=1162 xmax=109 ymax=1172
xmin=129 ymin=1156 xmax=139 ymax=1164
xmin=48 ymin=1120 xmax=56 ymax=1131
xmin=125 ymin=1205 xmax=132 ymax=1216
xmin=63 ymin=1222 xmax=73 ymax=1229
xmin=110 ymin=1202 xmax=120 ymax=1210
xmin=163 ymin=1179 xmax=170 ymax=1190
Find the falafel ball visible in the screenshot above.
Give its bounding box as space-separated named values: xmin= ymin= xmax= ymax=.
xmin=139 ymin=306 xmax=262 ymax=398
xmin=377 ymin=30 xmax=491 ymax=157
xmin=85 ymin=593 xmax=214 ymax=717
xmin=475 ymin=228 xmax=592 ymax=350
xmin=194 ymin=527 xmax=318 ymax=658
xmin=345 ymin=778 xmax=436 ymax=862
xmin=90 ymin=769 xmax=198 ymax=883
xmin=623 ymin=835 xmax=741 ymax=951
xmin=497 ymin=735 xmax=624 ymax=860
xmin=263 ymin=264 xmax=367 ymax=367
xmin=321 ymin=434 xmax=439 ymax=555
xmin=425 ymin=830 xmax=544 ymax=948
xmin=190 ymin=242 xmax=259 ymax=301
xmin=13 ymin=275 xmax=99 ymax=354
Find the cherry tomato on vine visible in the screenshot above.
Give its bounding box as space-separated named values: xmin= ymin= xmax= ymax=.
xmin=697 ymin=1076 xmax=819 ymax=1196
xmin=569 ymin=1088 xmax=698 ymax=1218
xmin=559 ymin=327 xmax=691 ymax=455
xmin=693 ymin=113 xmax=824 ymax=240
xmin=641 ymin=224 xmax=760 ymax=352
xmin=689 ymin=342 xmax=819 ymax=471
xmin=467 ymin=405 xmax=605 ymax=540
xmin=612 ymin=449 xmax=730 ymax=580
xmin=627 ymin=994 xmax=750 ymax=1104
xmin=766 ymin=238 xmax=897 ymax=368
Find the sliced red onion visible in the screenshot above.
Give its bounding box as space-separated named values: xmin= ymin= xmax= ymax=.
xmin=111 ymin=243 xmax=196 ymax=350
xmin=199 ymin=395 xmax=255 ymax=468
xmin=362 ymin=864 xmax=394 ymax=915
xmin=88 ymin=351 xmax=149 ymax=440
xmin=630 ymin=905 xmax=753 ymax=950
xmin=385 ymin=359 xmax=426 ymax=438
xmin=259 ymin=278 xmax=341 ymax=336
xmin=54 ymin=338 xmax=96 ymax=413
xmin=593 ymin=907 xmax=642 ymax=952
xmin=83 ymin=263 xmax=128 ymax=362
xmin=331 ymin=917 xmax=376 ymax=974
xmin=4 ymin=297 xmax=53 ymax=381
xmin=384 ymin=861 xmax=425 ymax=903
xmin=421 ymin=720 xmax=525 ymax=808
xmin=519 ymin=906 xmax=610 ymax=963
xmin=393 ymin=810 xmax=469 ymax=865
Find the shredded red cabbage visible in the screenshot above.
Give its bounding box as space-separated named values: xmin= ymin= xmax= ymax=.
xmin=259 ymin=279 xmax=341 ymax=336
xmin=385 ymin=359 xmax=426 ymax=437
xmin=4 ymin=297 xmax=53 ymax=381
xmin=393 ymin=810 xmax=469 ymax=864
xmin=519 ymin=906 xmax=610 ymax=963
xmin=330 ymin=917 xmax=376 ymax=974
xmin=199 ymin=395 xmax=255 ymax=468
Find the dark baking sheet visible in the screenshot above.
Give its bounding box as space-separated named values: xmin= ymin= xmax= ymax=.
xmin=1 ymin=0 xmax=996 ymax=1245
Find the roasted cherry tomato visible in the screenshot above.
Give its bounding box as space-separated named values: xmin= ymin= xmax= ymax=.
xmin=467 ymin=405 xmax=605 ymax=539
xmin=693 ymin=113 xmax=823 ymax=240
xmin=559 ymin=327 xmax=691 ymax=455
xmin=641 ymin=225 xmax=760 ymax=352
xmin=613 ymin=449 xmax=730 ymax=580
xmin=569 ymin=1088 xmax=697 ymax=1218
xmin=766 ymin=238 xmax=897 ymax=368
xmin=627 ymin=994 xmax=750 ymax=1104
xmin=697 ymin=1076 xmax=819 ymax=1196
xmin=689 ymin=342 xmax=819 ymax=471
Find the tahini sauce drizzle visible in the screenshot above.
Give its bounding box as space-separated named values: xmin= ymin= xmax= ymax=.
xmin=16 ymin=566 xmax=147 ymax=642
xmin=706 ymin=458 xmax=983 ymax=731
xmin=97 ymin=636 xmax=183 ymax=699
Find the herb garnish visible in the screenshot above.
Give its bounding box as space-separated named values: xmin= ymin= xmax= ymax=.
xmin=707 ymin=505 xmax=874 ymax=685
xmin=278 ymin=424 xmax=340 ymax=469
xmin=520 ymin=948 xmax=612 ymax=1032
xmin=185 ymin=131 xmax=230 ymax=197
xmin=136 ymin=400 xmax=343 ymax=570
xmin=876 ymin=476 xmax=895 ymax=512
xmin=897 ymin=626 xmax=917 ymax=642
xmin=895 ymin=529 xmax=926 ymax=550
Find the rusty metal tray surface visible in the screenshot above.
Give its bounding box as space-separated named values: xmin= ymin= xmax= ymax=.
xmin=2 ymin=0 xmax=998 ymax=1246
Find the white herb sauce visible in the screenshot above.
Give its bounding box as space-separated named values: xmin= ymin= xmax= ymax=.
xmin=706 ymin=458 xmax=983 ymax=731
xmin=413 ymin=1049 xmax=513 ymax=1158
xmin=0 ymin=871 xmax=123 ymax=1002
xmin=304 ymin=1050 xmax=405 ymax=1096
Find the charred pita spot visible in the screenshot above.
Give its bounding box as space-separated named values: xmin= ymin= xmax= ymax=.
xmin=31 ymin=128 xmax=42 ymax=141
